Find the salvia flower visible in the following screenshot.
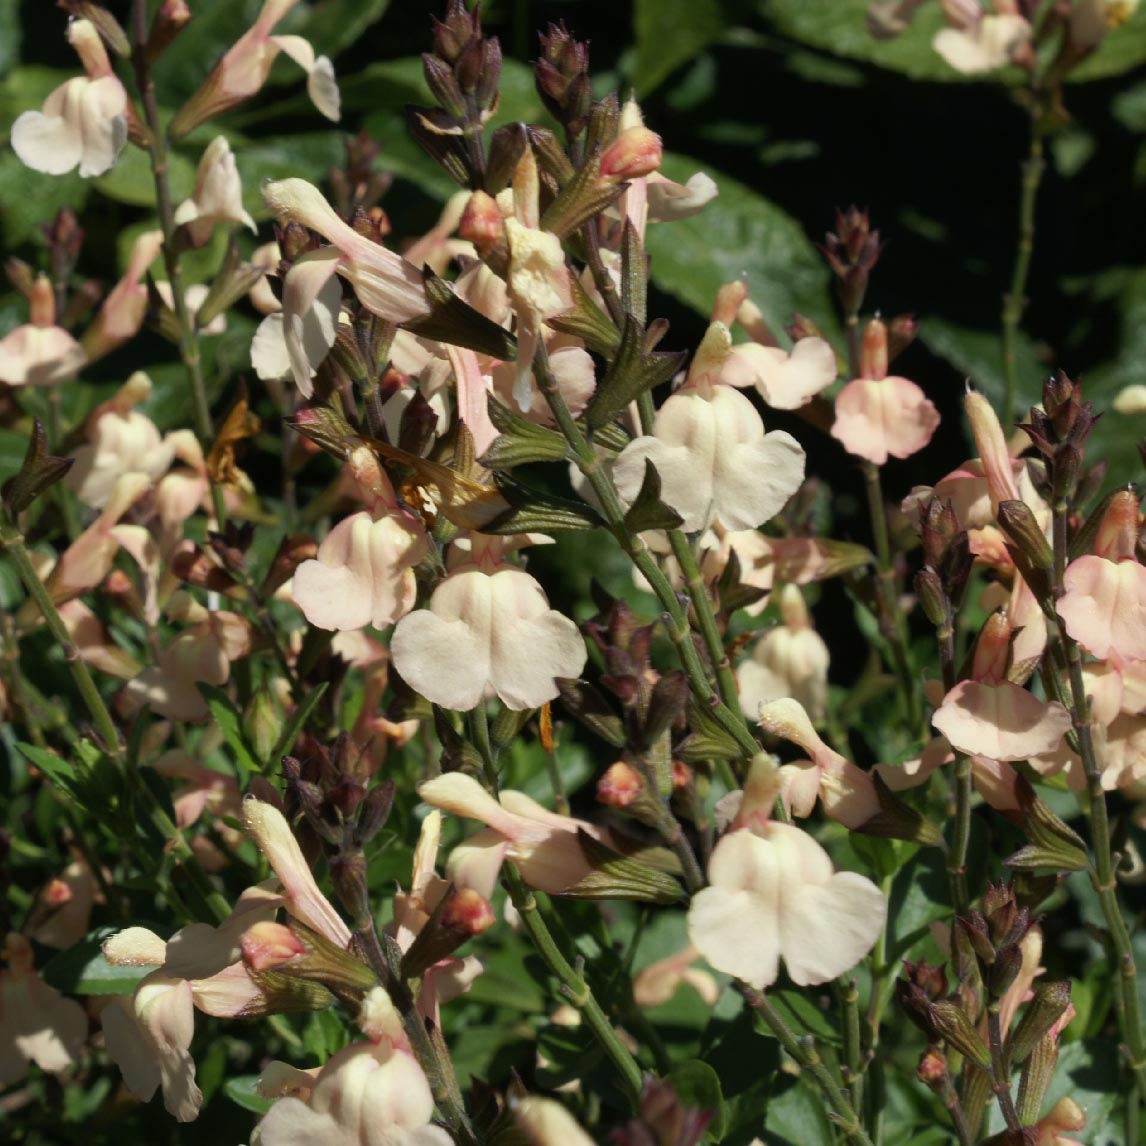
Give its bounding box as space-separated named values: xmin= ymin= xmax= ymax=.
xmin=614 ymin=322 xmax=806 ymax=533
xmin=0 ymin=273 xmax=86 ymax=387
xmin=10 ymin=19 xmax=128 ymax=177
xmin=172 ymin=136 xmax=257 ymax=247
xmin=687 ymin=812 xmax=886 ymax=989
xmin=262 ymin=179 xmax=429 ymax=326
xmin=391 ymin=536 xmax=586 ymax=711
xmin=0 ymin=932 xmax=87 ymax=1086
xmin=170 ymin=0 xmax=340 ymax=139
xmin=932 ymin=1 xmax=1032 ymax=73
xmin=253 ymin=1038 xmax=453 ymax=1145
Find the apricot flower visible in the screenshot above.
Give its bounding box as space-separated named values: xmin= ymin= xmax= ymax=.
xmin=0 ymin=274 xmax=86 ymax=387
xmin=688 ymin=820 xmax=886 ymax=989
xmin=614 ymin=323 xmax=805 ymax=532
xmin=419 ymin=772 xmax=599 ymax=897
xmin=723 ymin=336 xmax=838 ymax=410
xmin=1056 ymin=555 xmax=1146 ymax=663
xmin=758 ymin=697 xmax=880 ymax=828
xmin=391 ymin=543 xmax=586 ymax=711
xmin=172 ymin=136 xmax=257 ymax=247
xmin=933 ymin=6 xmax=1031 ymax=73
xmin=0 ymin=933 xmax=87 ymax=1085
xmin=254 ymin=1039 xmax=451 ymax=1146
xmin=932 ymin=680 xmax=1071 ymax=762
xmin=10 ymin=20 xmax=127 ymax=178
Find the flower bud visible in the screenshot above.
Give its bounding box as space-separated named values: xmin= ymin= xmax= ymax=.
xmin=1009 ymin=980 xmax=1072 ymax=1064
xmin=241 ymin=920 xmax=306 ymax=971
xmin=917 ymin=1048 xmax=947 ymax=1086
xmin=927 ymin=999 xmax=992 ymax=1069
xmin=242 ymin=918 xmax=376 ymax=1004
xmin=147 ymin=0 xmax=191 ymax=61
xmin=399 ymin=886 xmax=495 ymax=980
xmin=915 ymin=568 xmax=948 ymax=628
xmin=887 ymin=313 xmax=918 ymax=361
xmin=1094 ymin=487 xmax=1140 ymax=562
xmin=996 ymin=500 xmax=1053 ymax=570
xmin=458 ymin=190 xmax=504 ymax=255
xmin=597 ymin=761 xmax=643 ymax=808
xmin=971 ymin=611 xmax=1013 ymax=686
xmin=860 ymin=317 xmax=889 ymax=381
xmin=599 ymin=126 xmax=663 ymax=183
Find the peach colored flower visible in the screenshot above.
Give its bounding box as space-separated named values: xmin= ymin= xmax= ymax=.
xmin=263 ymin=179 xmax=428 ymax=327
xmin=251 ymin=252 xmax=343 ymax=395
xmin=10 ymin=20 xmax=127 ymax=178
xmin=254 ymin=1039 xmax=451 ymax=1146
xmin=931 ymin=680 xmax=1071 ymax=762
xmin=736 ymin=585 xmax=829 ymax=722
xmin=723 ymin=336 xmax=838 ymax=410
xmin=82 ymin=231 xmax=164 ymax=361
xmin=68 ymin=373 xmax=176 ymax=509
xmin=831 ymin=373 xmax=939 ymax=465
xmin=173 ymin=136 xmax=256 ymax=247
xmin=632 ymin=943 xmax=719 ymax=1008
xmin=0 ymin=274 xmax=86 ymax=387
xmin=1057 ymin=555 xmax=1146 ymax=663
xmin=170 ymin=0 xmax=339 ymax=138
xmin=391 ymin=541 xmax=586 ymax=712
xmin=614 ymin=323 xmax=805 ymax=532
xmin=758 ymin=697 xmax=880 ymax=828
xmin=512 ymin=1094 xmax=596 ymax=1146
xmin=419 ymin=773 xmax=600 ymax=898
xmin=26 ymin=860 xmax=99 ymax=949
xmin=687 ymin=820 xmax=886 ymax=989
xmin=0 ymin=932 xmax=87 ymax=1085
xmin=933 ymin=8 xmax=1031 ymax=72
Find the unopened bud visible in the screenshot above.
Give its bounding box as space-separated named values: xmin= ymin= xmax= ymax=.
xmin=915 ymin=568 xmax=948 ymax=628
xmin=1009 ymin=980 xmax=1072 ymax=1063
xmin=242 ymin=921 xmax=306 ymax=971
xmin=887 ymin=314 xmax=918 ymax=361
xmin=971 ymin=611 xmax=1013 ymax=685
xmin=400 ymin=885 xmax=496 ymax=979
xmin=1094 ymin=487 xmax=1140 ymax=561
xmin=860 ymin=317 xmax=889 ymax=380
xmin=422 ymin=52 xmax=466 ymax=117
xmin=957 ymin=910 xmax=997 ymax=966
xmin=599 ymin=126 xmax=663 ymax=183
xmin=927 ymin=999 xmax=992 ymax=1069
xmin=1016 ymin=1032 xmax=1061 ymax=1127
xmin=996 ymin=499 xmax=1053 ymax=570
xmin=987 ymin=941 xmax=1024 ymax=998
xmin=147 ymin=0 xmax=191 ymax=60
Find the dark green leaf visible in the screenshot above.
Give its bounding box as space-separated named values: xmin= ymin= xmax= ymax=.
xmin=41 ymin=928 xmax=160 ymax=995
xmin=198 ymin=683 xmax=261 ymax=780
xmin=647 ymin=153 xmax=838 ymax=339
xmin=584 ymin=313 xmax=686 ymax=430
xmin=483 ymin=482 xmax=604 ymax=534
xmin=623 ymin=458 xmax=685 ymax=534
xmin=632 ymin=0 xmax=726 ymax=96
xmin=481 ymin=401 xmax=569 ymax=469
xmin=665 ymin=1059 xmax=727 ymax=1140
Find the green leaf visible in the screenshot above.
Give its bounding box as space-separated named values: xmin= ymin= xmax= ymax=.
xmin=1069 ymin=8 xmax=1146 ymax=81
xmin=768 ymin=988 xmax=843 ymax=1049
xmin=0 ymin=0 xmax=21 ymax=78
xmin=666 ymin=1059 xmax=727 ymax=1140
xmin=647 ymin=153 xmax=838 ymax=340
xmin=584 ymin=313 xmax=686 ymax=430
xmin=632 ymin=0 xmax=726 ymax=96
xmin=764 ymin=1075 xmax=835 ymax=1146
xmin=18 ymin=742 xmax=87 ymax=805
xmin=623 ymin=458 xmax=685 ymax=534
xmin=223 ymin=1076 xmax=275 ymax=1116
xmin=759 ymin=0 xmax=980 ymax=82
xmin=483 ymin=482 xmax=604 ymax=534
xmin=482 ymin=401 xmax=570 ymax=468
xmin=93 ymin=144 xmax=197 ymax=208
xmin=0 ymin=149 xmax=89 ymax=246
xmin=269 ymin=682 xmax=329 ymax=769
xmin=198 ymin=683 xmax=261 ymax=780
xmin=40 ymin=928 xmax=160 ymax=995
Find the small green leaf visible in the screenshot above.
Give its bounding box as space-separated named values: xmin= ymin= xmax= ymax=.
xmin=584 ymin=314 xmax=686 ymax=430
xmin=198 ymin=683 xmax=261 ymax=780
xmin=481 ymin=401 xmax=569 ymax=469
xmin=223 ymin=1076 xmax=276 ymax=1115
xmin=666 ymin=1059 xmax=727 ymax=1139
xmin=269 ymin=682 xmax=329 ymax=770
xmin=623 ymin=459 xmax=685 ymax=534
xmin=41 ymin=928 xmax=161 ymax=995
xmin=483 ymin=482 xmax=604 ymax=534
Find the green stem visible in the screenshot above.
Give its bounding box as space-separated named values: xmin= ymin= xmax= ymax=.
xmin=667 ymin=530 xmax=742 ymax=718
xmin=837 ymin=977 xmax=865 ymax=1118
xmin=534 ymin=345 xmax=759 ymax=762
xmin=1048 ymin=502 xmax=1146 ymax=1096
xmin=467 ymin=706 xmax=646 ymax=1106
xmin=1000 ymin=127 xmax=1045 ymax=435
xmin=986 ymin=1004 xmax=1021 ymax=1132
xmin=742 ymin=986 xmax=875 ymax=1146
xmin=129 ymin=0 xmax=227 ymax=527
xmin=862 ymin=460 xmax=922 ymax=736
xmin=506 ymin=866 xmax=645 ymax=1106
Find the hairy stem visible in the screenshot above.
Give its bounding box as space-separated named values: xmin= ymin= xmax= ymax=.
xmin=1001 ymin=128 xmax=1045 ymax=435
xmin=129 ymin=0 xmax=227 ymax=526
xmin=742 ymin=986 xmax=876 ymax=1146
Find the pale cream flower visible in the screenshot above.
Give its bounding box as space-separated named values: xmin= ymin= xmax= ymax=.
xmin=513 ymin=1095 xmax=596 ymax=1146
xmin=0 ymin=274 xmax=86 ymax=387
xmin=173 ymin=136 xmax=257 ymax=247
xmin=688 ymin=819 xmax=885 ymax=989
xmin=722 ymin=336 xmax=838 ymax=410
xmin=933 ymin=9 xmax=1031 ymax=73
xmin=10 ymin=20 xmax=127 ymax=177
xmin=0 ymin=932 xmax=87 ymax=1085
xmin=391 ymin=542 xmax=586 ymax=712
